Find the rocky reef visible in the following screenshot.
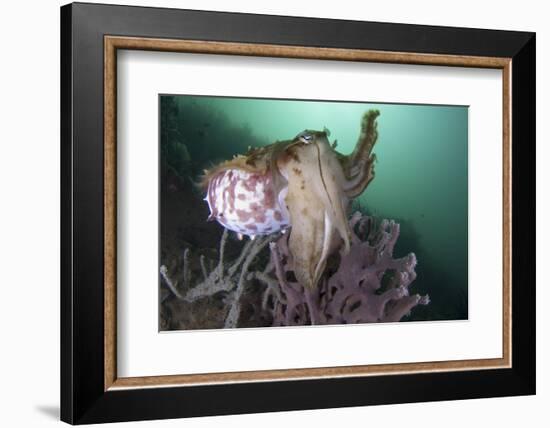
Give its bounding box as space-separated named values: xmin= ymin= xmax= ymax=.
xmin=160 ymin=211 xmax=429 ymax=329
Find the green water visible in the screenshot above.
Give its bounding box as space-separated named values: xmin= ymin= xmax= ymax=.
xmin=161 ymin=95 xmax=468 ymax=320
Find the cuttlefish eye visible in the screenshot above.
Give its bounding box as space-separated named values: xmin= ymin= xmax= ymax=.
xmin=296 ymin=132 xmax=314 ymax=144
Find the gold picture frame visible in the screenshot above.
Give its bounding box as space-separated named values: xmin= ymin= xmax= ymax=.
xmin=104 ymin=36 xmax=511 ymax=391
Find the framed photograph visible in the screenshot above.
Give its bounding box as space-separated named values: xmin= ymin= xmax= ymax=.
xmin=60 ymin=2 xmax=535 ymax=424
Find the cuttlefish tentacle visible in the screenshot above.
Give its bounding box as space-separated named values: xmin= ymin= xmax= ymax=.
xmin=344 ymin=109 xmax=379 ymax=176
xmin=341 ymin=110 xmax=379 ymax=198
xmin=202 ymin=109 xmax=380 ymax=289
xmin=278 ymin=135 xmax=352 ymax=288
xmin=342 ymin=153 xmax=377 ymax=198
xmin=312 ymin=136 xmax=352 ymax=252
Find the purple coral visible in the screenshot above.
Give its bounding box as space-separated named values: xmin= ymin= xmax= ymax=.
xmin=261 ymin=212 xmax=430 ymax=326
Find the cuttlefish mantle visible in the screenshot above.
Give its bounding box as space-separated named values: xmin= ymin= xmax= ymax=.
xmin=201 ymin=109 xmax=380 ymax=288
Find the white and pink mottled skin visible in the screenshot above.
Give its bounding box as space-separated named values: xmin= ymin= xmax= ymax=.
xmin=204 ymin=168 xmax=290 ymax=237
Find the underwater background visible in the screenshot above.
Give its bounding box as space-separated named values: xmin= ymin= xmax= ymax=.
xmin=159 ymin=94 xmax=468 ymax=329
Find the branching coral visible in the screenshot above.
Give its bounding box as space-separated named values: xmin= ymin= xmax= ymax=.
xmin=161 ymin=212 xmax=429 ymax=329
xmin=160 ymin=229 xmax=273 ymax=328
xmin=260 ymin=212 xmax=430 ymax=326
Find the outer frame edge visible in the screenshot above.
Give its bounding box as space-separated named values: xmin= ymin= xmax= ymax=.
xmin=60 ymin=2 xmax=75 ymax=425
xmin=510 ymin=33 xmax=536 ymax=394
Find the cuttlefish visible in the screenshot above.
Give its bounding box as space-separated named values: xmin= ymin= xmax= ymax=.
xmin=201 ymin=110 xmax=380 ymax=288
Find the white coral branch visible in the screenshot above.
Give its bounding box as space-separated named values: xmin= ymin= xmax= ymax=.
xmin=160 ymin=265 xmax=184 ymax=300
xmin=224 ymin=236 xmax=271 ymax=328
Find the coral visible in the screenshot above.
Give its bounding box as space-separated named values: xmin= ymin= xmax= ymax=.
xmin=161 ymin=212 xmax=429 ymax=329
xmin=160 ymin=229 xmax=273 ymax=328
xmin=259 ymin=212 xmax=430 ymax=326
